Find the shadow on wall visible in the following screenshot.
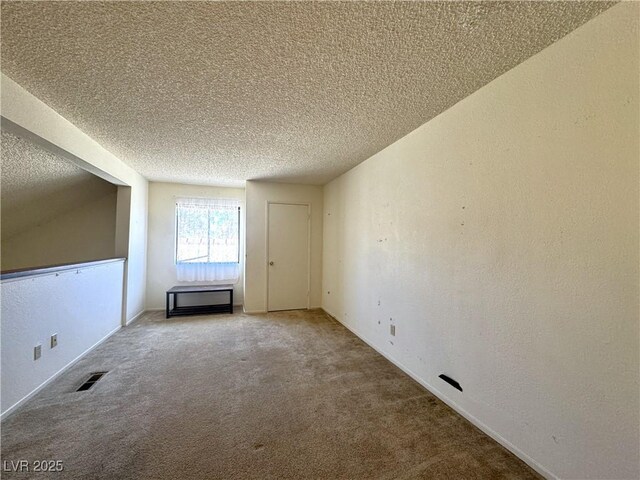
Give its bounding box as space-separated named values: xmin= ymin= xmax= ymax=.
xmin=1 ymin=129 xmax=122 ymax=271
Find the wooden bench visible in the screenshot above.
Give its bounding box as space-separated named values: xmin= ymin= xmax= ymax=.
xmin=166 ymin=285 xmax=233 ymax=318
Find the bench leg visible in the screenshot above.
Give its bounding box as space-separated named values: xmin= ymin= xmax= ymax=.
xmin=230 ymin=289 xmax=234 ymax=314
xmin=166 ymin=292 xmax=170 ymax=318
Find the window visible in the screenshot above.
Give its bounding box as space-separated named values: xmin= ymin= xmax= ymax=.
xmin=175 ymin=197 xmax=241 ymax=282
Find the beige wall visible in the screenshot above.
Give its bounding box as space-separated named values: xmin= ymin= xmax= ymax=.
xmin=2 ymin=192 xmax=117 ymax=271
xmin=1 ymin=127 xmax=119 ymax=271
xmin=146 ymin=182 xmax=245 ymax=309
xmin=322 ymin=4 xmax=638 ymax=480
xmin=245 ymin=181 xmax=323 ymax=313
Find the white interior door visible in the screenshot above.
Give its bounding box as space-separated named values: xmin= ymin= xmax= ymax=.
xmin=268 ymin=203 xmax=310 ymax=311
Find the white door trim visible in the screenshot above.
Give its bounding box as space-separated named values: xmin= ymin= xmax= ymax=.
xmin=265 ymin=201 xmax=311 ymax=312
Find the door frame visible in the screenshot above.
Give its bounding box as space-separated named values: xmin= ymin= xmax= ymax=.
xmin=265 ymin=201 xmax=311 ymax=312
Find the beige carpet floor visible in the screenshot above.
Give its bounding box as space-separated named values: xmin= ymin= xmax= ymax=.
xmin=1 ymin=309 xmax=541 ymax=479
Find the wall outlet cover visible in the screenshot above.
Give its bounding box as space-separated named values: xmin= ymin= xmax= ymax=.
xmin=50 ymin=334 xmax=58 ymax=348
xmin=34 ymin=344 xmax=42 ymax=360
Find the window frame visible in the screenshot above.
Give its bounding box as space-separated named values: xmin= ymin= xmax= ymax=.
xmin=174 ymin=200 xmax=241 ymax=265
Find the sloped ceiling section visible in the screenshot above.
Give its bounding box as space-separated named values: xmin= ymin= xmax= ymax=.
xmin=1 ymin=130 xmax=117 ymax=240
xmin=0 ymin=1 xmax=613 ymax=187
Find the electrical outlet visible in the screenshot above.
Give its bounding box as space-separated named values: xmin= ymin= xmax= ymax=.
xmin=34 ymin=344 xmax=42 ymax=360
xmin=50 ymin=334 xmax=58 ymax=348
xmin=390 ymin=325 xmax=396 ymax=336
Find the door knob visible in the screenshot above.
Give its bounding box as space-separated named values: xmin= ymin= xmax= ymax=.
xmin=269 ymin=261 xmax=274 ymax=266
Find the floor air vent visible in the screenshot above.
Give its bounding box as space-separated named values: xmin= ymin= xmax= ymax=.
xmin=76 ymin=372 xmax=108 ymax=392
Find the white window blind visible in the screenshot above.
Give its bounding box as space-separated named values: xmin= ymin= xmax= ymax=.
xmin=175 ymin=197 xmax=241 ymax=282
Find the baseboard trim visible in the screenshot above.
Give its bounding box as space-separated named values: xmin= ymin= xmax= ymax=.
xmin=320 ymin=308 xmax=556 ymax=480
xmin=246 ymin=307 xmax=321 ymax=314
xmin=1 ymin=324 xmax=122 ymax=421
xmin=146 ymin=304 xmax=244 ymax=313
xmin=125 ymin=309 xmax=146 ymax=326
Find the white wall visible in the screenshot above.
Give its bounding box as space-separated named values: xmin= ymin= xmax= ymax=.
xmin=1 ymin=259 xmax=124 ymax=417
xmin=2 ymin=191 xmax=118 ymax=271
xmin=146 ymin=182 xmax=245 ymax=309
xmin=322 ymin=4 xmax=638 ymax=480
xmin=1 ymin=74 xmax=148 ymax=323
xmin=245 ymin=181 xmax=323 ymax=313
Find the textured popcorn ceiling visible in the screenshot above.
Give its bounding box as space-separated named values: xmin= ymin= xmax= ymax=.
xmin=0 ymin=1 xmax=614 ymax=187
xmin=1 ymin=130 xmax=117 ymax=240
